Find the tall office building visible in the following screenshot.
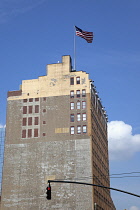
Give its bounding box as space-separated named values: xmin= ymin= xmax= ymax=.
xmin=1 ymin=56 xmax=115 ymax=209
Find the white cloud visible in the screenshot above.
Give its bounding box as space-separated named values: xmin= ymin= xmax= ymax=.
xmin=108 ymin=121 xmax=140 ymax=160
xmin=129 ymin=206 xmax=140 ymax=210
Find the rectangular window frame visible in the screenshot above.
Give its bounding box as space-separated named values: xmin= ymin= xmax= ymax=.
xmin=70 ymin=126 xmax=75 ymax=135
xmin=82 ymin=101 xmax=86 ymax=109
xmin=70 ymin=90 xmax=74 ymax=98
xmin=77 ymin=126 xmax=81 ymax=134
xmin=29 ymin=98 xmax=33 ymax=102
xmin=77 ymin=101 xmax=80 ymax=109
xmin=76 ymin=90 xmax=80 ymax=98
xmin=82 ymin=89 xmax=86 ymax=97
xmin=28 ymin=129 xmax=32 ymax=138
xmin=70 ymin=102 xmax=74 ymax=110
xmin=35 ymin=105 xmax=39 ymax=113
xmin=82 ymin=113 xmax=87 ymax=121
xmin=83 ymin=125 xmax=87 ymax=133
xmin=76 ymin=77 xmax=80 ymax=84
xmin=70 ymin=114 xmax=74 ymax=122
xmin=77 ymin=113 xmax=81 ymax=121
xmin=34 ymin=128 xmax=38 ymax=137
xmin=34 ymin=117 xmax=39 ymax=125
xmin=22 ymin=118 xmax=27 ymax=126
xmin=28 ymin=106 xmax=33 ymax=114
xmin=22 ymin=130 xmax=26 ymax=138
xmin=23 ymin=106 xmax=27 ymax=114
xmin=28 ymin=117 xmax=32 ymax=126
xmin=70 ymin=77 xmax=74 ymax=85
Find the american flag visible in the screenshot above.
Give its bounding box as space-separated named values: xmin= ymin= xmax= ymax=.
xmin=75 ymin=26 xmax=93 ymax=43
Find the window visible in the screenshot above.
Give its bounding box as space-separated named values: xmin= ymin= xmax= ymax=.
xmin=70 ymin=91 xmax=74 ymax=98
xmin=43 ymin=109 xmax=46 ymax=113
xmin=23 ymin=99 xmax=27 ymax=103
xmin=22 ymin=118 xmax=27 ymax=126
xmin=35 ymin=98 xmax=39 ymax=101
xmin=35 ymin=105 xmax=39 ymax=113
xmin=83 ymin=125 xmax=87 ymax=133
xmin=34 ymin=117 xmax=39 ymax=125
xmin=43 ymin=133 xmax=46 ymax=136
xmin=77 ymin=113 xmax=81 ymax=121
xmin=70 ymin=114 xmax=74 ymax=122
xmin=43 ymin=97 xmax=46 ymax=101
xmin=23 ymin=106 xmax=27 ymax=114
xmin=82 ymin=101 xmax=86 ymax=109
xmin=82 ymin=113 xmax=86 ymax=121
xmin=76 ymin=90 xmax=80 ymax=98
xmin=28 ymin=117 xmax=32 ymax=126
xmin=43 ymin=121 xmax=46 ymax=124
xmin=29 ymin=98 xmax=33 ymax=102
xmin=29 ymin=106 xmax=33 ymax=114
xmin=77 ymin=126 xmax=81 ymax=134
xmin=70 ymin=102 xmax=74 ymax=110
xmin=28 ymin=129 xmax=32 ymax=138
xmin=70 ymin=77 xmax=74 ymax=85
xmin=76 ymin=77 xmax=80 ymax=84
xmin=70 ymin=126 xmax=74 ymax=135
xmin=77 ymin=101 xmax=80 ymax=109
xmin=22 ymin=130 xmax=26 ymax=138
xmin=82 ymin=89 xmax=86 ymax=97
xmin=34 ymin=128 xmax=38 ymax=137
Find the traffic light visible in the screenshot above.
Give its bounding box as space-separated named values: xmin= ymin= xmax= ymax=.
xmin=46 ymin=184 xmax=51 ymax=200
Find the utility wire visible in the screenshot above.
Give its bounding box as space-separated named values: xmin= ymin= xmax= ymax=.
xmin=56 ymin=172 xmax=140 ymax=182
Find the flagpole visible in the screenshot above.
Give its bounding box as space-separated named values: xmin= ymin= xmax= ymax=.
xmin=74 ymin=26 xmax=76 ymax=70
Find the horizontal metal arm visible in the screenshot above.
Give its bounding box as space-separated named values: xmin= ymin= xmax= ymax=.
xmin=48 ymin=180 xmax=140 ymax=198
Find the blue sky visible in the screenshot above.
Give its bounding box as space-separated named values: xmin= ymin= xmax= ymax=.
xmin=0 ymin=0 xmax=140 ymax=209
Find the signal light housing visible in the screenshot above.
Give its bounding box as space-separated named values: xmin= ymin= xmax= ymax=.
xmin=46 ymin=184 xmax=51 ymax=200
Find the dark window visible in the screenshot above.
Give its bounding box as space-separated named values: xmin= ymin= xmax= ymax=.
xmin=43 ymin=97 xmax=46 ymax=101
xmin=23 ymin=99 xmax=27 ymax=103
xmin=70 ymin=77 xmax=74 ymax=85
xmin=43 ymin=121 xmax=46 ymax=124
xmin=29 ymin=98 xmax=33 ymax=102
xmin=23 ymin=106 xmax=27 ymax=114
xmin=28 ymin=129 xmax=32 ymax=138
xmin=35 ymin=98 xmax=39 ymax=101
xmin=76 ymin=90 xmax=80 ymax=98
xmin=76 ymin=77 xmax=80 ymax=84
xmin=43 ymin=133 xmax=46 ymax=136
xmin=29 ymin=106 xmax=33 ymax=114
xmin=70 ymin=91 xmax=74 ymax=98
xmin=22 ymin=130 xmax=26 ymax=138
xmin=70 ymin=114 xmax=74 ymax=122
xmin=34 ymin=129 xmax=38 ymax=137
xmin=35 ymin=105 xmax=39 ymax=113
xmin=28 ymin=117 xmax=32 ymax=126
xmin=82 ymin=89 xmax=86 ymax=97
xmin=34 ymin=117 xmax=39 ymax=125
xmin=43 ymin=109 xmax=46 ymax=113
xmin=22 ymin=118 xmax=27 ymax=126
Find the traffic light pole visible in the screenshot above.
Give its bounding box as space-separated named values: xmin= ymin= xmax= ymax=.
xmin=48 ymin=180 xmax=140 ymax=198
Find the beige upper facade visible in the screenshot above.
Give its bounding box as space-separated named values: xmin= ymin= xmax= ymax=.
xmin=8 ymin=55 xmax=91 ymax=100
